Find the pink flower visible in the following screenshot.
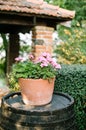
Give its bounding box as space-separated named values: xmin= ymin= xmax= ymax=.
xmin=54 ymin=63 xmax=61 ymax=69
xmin=40 ymin=62 xmax=48 ymax=67
xmin=15 ymin=56 xmax=24 ymax=62
xmin=51 ymin=60 xmax=61 ymax=69
xmin=41 ymin=52 xmax=51 ymax=58
xmin=37 ymin=52 xmax=52 ymax=63
xmin=28 ymin=54 xmax=34 ymax=61
xmin=38 ymin=56 xmax=46 ymax=62
xmin=47 ymin=57 xmax=53 ymax=63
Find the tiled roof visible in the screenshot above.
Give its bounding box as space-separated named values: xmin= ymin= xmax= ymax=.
xmin=0 ymin=0 xmax=75 ymax=20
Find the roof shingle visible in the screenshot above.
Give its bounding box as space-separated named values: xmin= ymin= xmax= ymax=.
xmin=0 ymin=0 xmax=75 ymax=19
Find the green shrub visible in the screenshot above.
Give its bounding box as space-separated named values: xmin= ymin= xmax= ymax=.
xmin=0 ymin=59 xmax=5 ymax=78
xmin=55 ymin=27 xmax=86 ymax=64
xmin=55 ymin=64 xmax=86 ymax=130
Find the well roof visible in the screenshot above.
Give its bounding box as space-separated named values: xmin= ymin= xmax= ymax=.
xmin=0 ymin=0 xmax=75 ymax=20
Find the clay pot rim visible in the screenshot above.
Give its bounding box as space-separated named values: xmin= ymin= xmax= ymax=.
xmin=19 ymin=78 xmax=55 ymax=81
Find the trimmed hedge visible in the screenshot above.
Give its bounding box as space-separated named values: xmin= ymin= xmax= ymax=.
xmin=55 ymin=64 xmax=86 ymax=130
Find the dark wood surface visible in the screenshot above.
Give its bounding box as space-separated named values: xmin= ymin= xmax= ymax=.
xmin=3 ymin=92 xmax=74 ymax=112
xmin=0 ymin=92 xmax=75 ymax=130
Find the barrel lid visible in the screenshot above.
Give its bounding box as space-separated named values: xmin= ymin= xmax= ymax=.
xmin=1 ymin=92 xmax=74 ymax=115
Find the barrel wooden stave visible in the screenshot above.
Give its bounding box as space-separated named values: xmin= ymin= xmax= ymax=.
xmin=0 ymin=92 xmax=76 ymax=130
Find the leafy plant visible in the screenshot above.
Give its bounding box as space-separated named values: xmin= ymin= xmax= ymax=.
xmin=8 ymin=52 xmax=61 ymax=91
xmin=55 ymin=64 xmax=86 ymax=130
xmin=55 ymin=27 xmax=86 ymax=64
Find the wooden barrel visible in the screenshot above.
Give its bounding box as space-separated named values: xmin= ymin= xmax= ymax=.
xmin=0 ymin=92 xmax=76 ymax=130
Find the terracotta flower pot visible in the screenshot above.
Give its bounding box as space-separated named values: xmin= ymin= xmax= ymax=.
xmin=18 ymin=78 xmax=55 ymax=106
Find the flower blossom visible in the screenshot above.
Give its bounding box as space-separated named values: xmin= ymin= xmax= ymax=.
xmin=40 ymin=62 xmax=48 ymax=67
xmin=28 ymin=54 xmax=34 ymax=61
xmin=37 ymin=56 xmax=48 ymax=63
xmin=50 ymin=60 xmax=61 ymax=69
xmin=15 ymin=56 xmax=24 ymax=62
xmin=41 ymin=52 xmax=51 ymax=58
xmin=36 ymin=52 xmax=61 ymax=69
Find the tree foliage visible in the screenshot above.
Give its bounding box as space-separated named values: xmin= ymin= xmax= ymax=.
xmin=45 ymin=0 xmax=86 ymax=26
xmin=54 ymin=26 xmax=86 ymax=64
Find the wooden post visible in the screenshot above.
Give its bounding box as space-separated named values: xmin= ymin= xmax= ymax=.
xmin=7 ymin=33 xmax=19 ymax=74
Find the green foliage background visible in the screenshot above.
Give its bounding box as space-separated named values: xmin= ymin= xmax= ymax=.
xmin=45 ymin=0 xmax=86 ymax=26
xmin=55 ymin=64 xmax=86 ymax=130
xmin=45 ymin=0 xmax=86 ymax=65
xmin=54 ymin=26 xmax=86 ymax=64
